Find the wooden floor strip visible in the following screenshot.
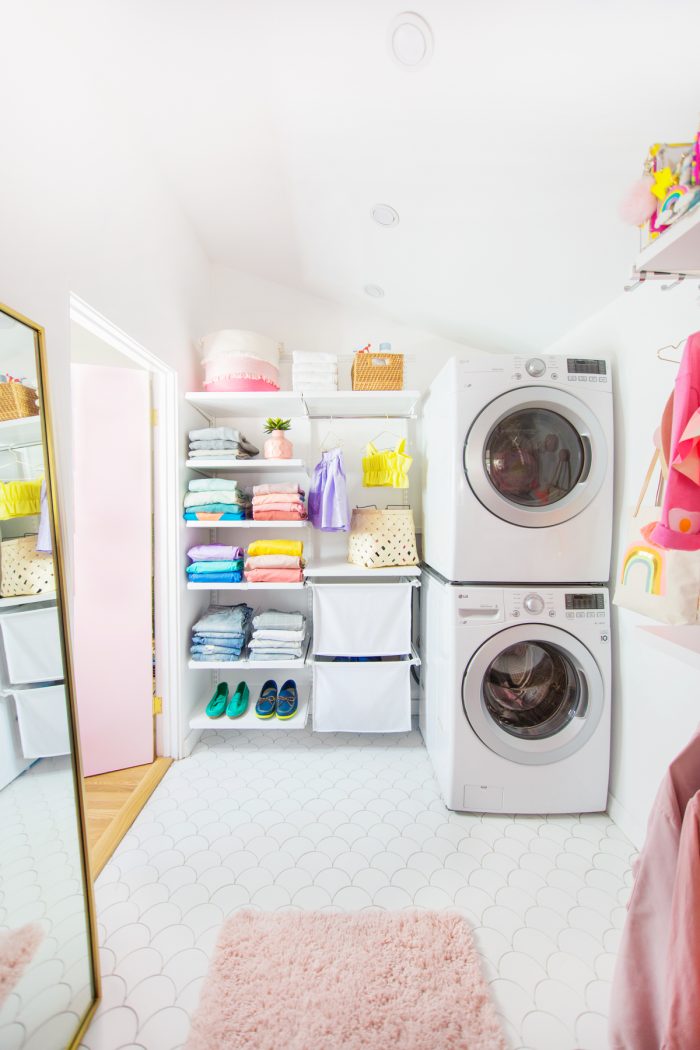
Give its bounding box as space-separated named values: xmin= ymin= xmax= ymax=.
xmin=84 ymin=757 xmax=173 ymax=878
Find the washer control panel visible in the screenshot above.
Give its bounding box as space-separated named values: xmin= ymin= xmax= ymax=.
xmin=503 ymin=589 xmax=608 ymax=625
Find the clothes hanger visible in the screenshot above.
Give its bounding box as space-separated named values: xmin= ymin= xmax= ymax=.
xmin=319 ymin=417 xmax=343 ymax=452
xmin=368 ymin=416 xmax=403 ymax=449
xmin=656 ymin=337 xmax=687 ymax=363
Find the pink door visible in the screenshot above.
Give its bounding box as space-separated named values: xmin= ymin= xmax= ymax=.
xmin=72 ymin=363 xmax=154 ymax=775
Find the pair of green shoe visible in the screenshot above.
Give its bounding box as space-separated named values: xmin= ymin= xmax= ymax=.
xmin=205 ymin=681 xmax=250 ymax=719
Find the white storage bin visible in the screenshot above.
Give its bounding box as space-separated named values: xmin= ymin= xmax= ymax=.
xmin=11 ymin=683 xmax=70 ymax=758
xmin=0 ymin=694 xmax=30 ymax=788
xmin=313 ymin=658 xmax=412 ymax=733
xmin=0 ymin=605 xmax=64 ymax=685
xmin=312 ymin=581 xmax=414 ymax=657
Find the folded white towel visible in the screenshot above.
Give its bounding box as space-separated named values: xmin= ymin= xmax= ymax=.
xmin=292 ymin=352 xmax=338 ymax=364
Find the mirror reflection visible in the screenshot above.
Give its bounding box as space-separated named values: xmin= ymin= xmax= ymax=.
xmin=0 ymin=309 xmax=97 ymax=1049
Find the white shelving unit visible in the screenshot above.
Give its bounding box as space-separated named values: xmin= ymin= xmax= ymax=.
xmin=189 ymin=687 xmax=310 ymax=731
xmin=183 ymin=384 xmax=421 ymax=739
xmin=0 ymin=591 xmax=56 ymax=610
xmin=185 ymin=519 xmax=309 ymax=529
xmin=636 ymin=205 xmax=700 ymax=276
xmin=185 ymin=389 xmax=420 ymax=420
xmin=186 ymin=458 xmax=307 ymax=471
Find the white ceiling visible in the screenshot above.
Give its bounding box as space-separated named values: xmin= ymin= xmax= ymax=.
xmin=77 ymin=0 xmax=700 ymax=350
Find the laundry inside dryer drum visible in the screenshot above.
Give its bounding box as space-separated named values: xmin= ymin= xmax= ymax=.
xmin=482 ymin=641 xmax=582 ymax=739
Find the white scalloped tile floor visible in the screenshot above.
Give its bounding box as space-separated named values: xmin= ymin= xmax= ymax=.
xmin=80 ymin=728 xmax=636 ymax=1050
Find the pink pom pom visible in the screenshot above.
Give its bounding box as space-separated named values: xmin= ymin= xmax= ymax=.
xmin=619 ymin=176 xmax=657 ymax=226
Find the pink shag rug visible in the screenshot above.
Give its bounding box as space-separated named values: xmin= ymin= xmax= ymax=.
xmin=0 ymin=923 xmax=43 ymax=1008
xmin=185 ymin=910 xmax=506 ymax=1050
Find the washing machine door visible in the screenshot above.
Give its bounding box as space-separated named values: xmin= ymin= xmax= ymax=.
xmin=462 ymin=624 xmax=604 ymax=765
xmin=464 ymin=387 xmax=607 ymax=528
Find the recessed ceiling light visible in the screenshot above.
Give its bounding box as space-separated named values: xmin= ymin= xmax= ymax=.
xmin=364 ymin=284 xmax=385 ymax=299
xmin=371 ymin=203 xmax=400 ymax=227
xmin=389 ymin=12 xmax=433 ymax=69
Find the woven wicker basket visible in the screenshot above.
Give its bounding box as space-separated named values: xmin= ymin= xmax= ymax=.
xmin=351 ymin=352 xmax=403 ymax=391
xmin=0 ymin=383 xmax=39 ymax=422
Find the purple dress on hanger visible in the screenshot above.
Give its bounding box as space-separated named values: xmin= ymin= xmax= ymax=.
xmin=308 ymin=448 xmax=350 ymax=532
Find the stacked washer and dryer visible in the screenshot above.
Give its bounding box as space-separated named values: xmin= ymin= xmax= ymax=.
xmin=420 ymin=354 xmax=614 ymax=813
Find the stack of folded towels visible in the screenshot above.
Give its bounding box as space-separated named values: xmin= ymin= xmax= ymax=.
xmin=183 ymin=478 xmax=251 ymax=522
xmin=245 ymin=539 xmax=304 ymax=584
xmin=252 ymin=482 xmax=307 ymax=522
xmin=292 ymin=352 xmax=338 ymax=393
xmin=190 ymin=603 xmax=252 ymax=662
xmin=248 ymin=609 xmax=307 ymax=662
xmin=186 ymin=544 xmax=244 ymax=584
xmin=189 ymin=426 xmax=260 ymax=461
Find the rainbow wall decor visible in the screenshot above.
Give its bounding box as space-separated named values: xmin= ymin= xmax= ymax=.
xmin=620 ymin=544 xmax=665 ymax=595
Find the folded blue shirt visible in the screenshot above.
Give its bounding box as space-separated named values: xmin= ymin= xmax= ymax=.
xmin=187 ymin=560 xmax=244 ymax=574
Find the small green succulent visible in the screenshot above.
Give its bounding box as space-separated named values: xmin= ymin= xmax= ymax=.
xmin=264 ymin=417 xmax=292 ymax=434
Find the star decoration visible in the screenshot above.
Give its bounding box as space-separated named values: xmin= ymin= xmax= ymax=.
xmin=651 ymin=166 xmax=677 ymax=200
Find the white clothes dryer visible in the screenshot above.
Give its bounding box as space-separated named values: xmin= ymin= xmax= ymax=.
xmin=421 ymin=354 xmax=613 ymax=583
xmin=419 ymin=571 xmax=611 ymax=813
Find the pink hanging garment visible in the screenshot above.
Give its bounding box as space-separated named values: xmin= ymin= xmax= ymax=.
xmin=609 ymin=730 xmax=700 ymax=1050
xmin=650 ymin=332 xmax=700 ymax=550
xmin=662 ymin=790 xmax=700 ymax=1050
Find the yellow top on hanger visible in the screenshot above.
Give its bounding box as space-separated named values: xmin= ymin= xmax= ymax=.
xmin=0 ymin=478 xmax=42 ymax=520
xmin=362 ymin=438 xmax=412 ymax=489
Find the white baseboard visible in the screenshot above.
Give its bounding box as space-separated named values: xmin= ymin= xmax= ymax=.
xmin=607 ymin=791 xmax=645 ymax=850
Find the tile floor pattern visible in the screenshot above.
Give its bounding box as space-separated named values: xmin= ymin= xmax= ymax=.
xmin=0 ymin=757 xmax=94 ymax=1050
xmin=81 ymin=728 xmax=636 ymax=1050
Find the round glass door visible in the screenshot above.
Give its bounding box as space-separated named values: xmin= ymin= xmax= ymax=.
xmin=464 ymin=388 xmax=608 ymax=529
xmin=484 ymin=409 xmax=584 ymax=507
xmin=482 ymin=640 xmax=581 ymax=739
xmin=462 ymin=624 xmax=604 ymax=765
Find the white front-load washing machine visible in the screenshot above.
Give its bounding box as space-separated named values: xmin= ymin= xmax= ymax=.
xmin=422 ymin=354 xmax=613 ymax=583
xmin=419 ymin=571 xmax=611 ymax=813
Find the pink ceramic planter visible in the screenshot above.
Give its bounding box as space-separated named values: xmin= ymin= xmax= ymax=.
xmin=264 ymin=431 xmax=293 ymax=459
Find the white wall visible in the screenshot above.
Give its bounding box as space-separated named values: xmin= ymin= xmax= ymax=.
xmin=0 ymin=1 xmax=210 ymax=579
xmin=548 ymin=281 xmax=700 ymax=846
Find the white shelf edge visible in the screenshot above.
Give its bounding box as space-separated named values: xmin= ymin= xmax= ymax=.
xmin=187 ymin=581 xmax=305 ymax=590
xmin=185 ymin=389 xmax=421 ymax=420
xmin=185 ymin=519 xmax=309 ymax=529
xmin=186 ymin=458 xmax=307 ymax=472
xmin=0 ymin=591 xmax=56 ymax=610
xmin=189 ymin=687 xmax=310 ymax=730
xmin=304 ymin=561 xmax=421 ymax=578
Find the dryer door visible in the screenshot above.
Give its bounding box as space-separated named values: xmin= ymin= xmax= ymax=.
xmin=462 ymin=624 xmax=604 ymax=765
xmin=463 ymin=387 xmax=608 ymax=528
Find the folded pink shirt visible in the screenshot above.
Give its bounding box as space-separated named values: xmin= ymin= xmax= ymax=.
xmin=245 ymin=555 xmax=302 ymax=569
xmin=253 ymin=509 xmax=307 ymax=521
xmin=253 ymin=482 xmax=304 ymax=496
xmin=253 ymin=492 xmax=305 ymax=506
xmin=245 ymin=568 xmax=304 ymax=583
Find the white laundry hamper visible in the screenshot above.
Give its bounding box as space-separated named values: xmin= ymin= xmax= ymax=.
xmin=311 ymin=580 xmax=415 ymax=657
xmin=11 ymin=683 xmax=70 ymax=758
xmin=313 ymin=658 xmax=413 ymax=733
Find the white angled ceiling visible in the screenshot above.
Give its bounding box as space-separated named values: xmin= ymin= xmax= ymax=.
xmin=70 ymin=0 xmax=700 ymax=349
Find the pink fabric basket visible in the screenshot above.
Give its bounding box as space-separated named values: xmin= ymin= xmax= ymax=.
xmin=204 ymin=376 xmax=280 ymax=393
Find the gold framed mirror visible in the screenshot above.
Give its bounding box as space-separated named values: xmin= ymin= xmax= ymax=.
xmin=0 ymin=304 xmax=100 ymax=1049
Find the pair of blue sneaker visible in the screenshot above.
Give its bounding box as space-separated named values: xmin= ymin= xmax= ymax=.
xmin=255 ymin=679 xmax=298 ymax=720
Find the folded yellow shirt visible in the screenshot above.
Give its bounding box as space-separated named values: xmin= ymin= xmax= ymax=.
xmin=247 ymin=539 xmax=304 ymax=559
xmin=0 ymin=478 xmax=42 ymax=520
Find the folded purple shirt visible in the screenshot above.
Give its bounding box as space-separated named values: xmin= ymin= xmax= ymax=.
xmin=187 ymin=544 xmax=244 ymax=562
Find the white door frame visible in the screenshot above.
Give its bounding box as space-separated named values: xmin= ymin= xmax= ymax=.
xmin=69 ymin=294 xmax=181 ymax=760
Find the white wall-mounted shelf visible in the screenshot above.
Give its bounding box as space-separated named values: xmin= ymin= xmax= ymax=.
xmin=0 ymin=591 xmax=56 ymax=611
xmin=304 ymin=559 xmax=421 ymax=579
xmin=186 ymin=458 xmax=307 ymax=472
xmin=186 ymin=390 xmax=420 ymax=420
xmin=189 ymin=687 xmax=310 ymax=730
xmin=636 ymin=205 xmax=700 ymax=276
xmin=185 ymin=519 xmax=309 ymax=529
xmin=187 ymin=581 xmax=305 ymax=591
xmin=639 ymin=624 xmax=700 ymax=672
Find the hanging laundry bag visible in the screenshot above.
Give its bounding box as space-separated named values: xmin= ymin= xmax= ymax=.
xmin=615 ymin=351 xmax=700 ymax=624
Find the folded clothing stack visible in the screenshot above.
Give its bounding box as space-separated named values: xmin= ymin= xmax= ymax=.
xmin=252 ymin=482 xmax=307 ymax=522
xmin=189 ymin=426 xmax=260 ymax=462
xmin=187 ymin=544 xmax=244 ymax=584
xmin=292 ymin=352 xmax=338 ymax=393
xmin=183 ymin=478 xmax=251 ymax=522
xmin=190 ymin=603 xmax=252 ymax=662
xmin=245 ymin=537 xmax=305 ymax=583
xmin=199 ymin=330 xmax=281 ymax=393
xmin=248 ymin=609 xmax=306 ymax=662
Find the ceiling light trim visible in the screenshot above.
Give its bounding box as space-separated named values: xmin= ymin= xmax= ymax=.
xmin=388 ymin=11 xmax=433 ymax=70
xmin=371 ymin=203 xmax=400 ymax=227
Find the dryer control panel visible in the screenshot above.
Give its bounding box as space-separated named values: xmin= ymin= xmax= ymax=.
xmin=505 ymin=354 xmax=610 ymax=387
